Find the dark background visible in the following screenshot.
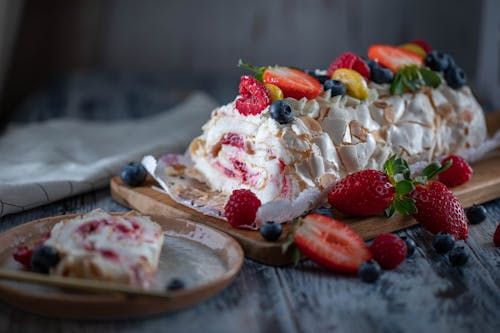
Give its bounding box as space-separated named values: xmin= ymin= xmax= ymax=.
xmin=0 ymin=0 xmax=498 ymax=128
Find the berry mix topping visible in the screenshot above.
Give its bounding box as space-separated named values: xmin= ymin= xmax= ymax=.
xmin=234 ymin=39 xmax=466 ymax=121
xmin=327 ymin=52 xmax=371 ymax=81
xmin=235 ymin=75 xmax=271 ymax=116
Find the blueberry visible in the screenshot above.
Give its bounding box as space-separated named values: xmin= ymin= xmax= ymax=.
xmin=120 ymin=162 xmax=147 ymax=186
xmin=323 ymin=79 xmax=346 ymax=96
xmin=401 ymin=236 xmax=417 ymax=257
xmin=30 ymin=245 xmax=60 ymax=274
xmin=466 ymin=204 xmax=487 ymax=224
xmin=260 ymin=221 xmax=283 ymax=241
xmin=424 ymin=51 xmax=450 ymax=72
xmin=358 ymin=260 xmax=382 ymax=283
xmin=366 ymin=60 xmax=393 ymax=84
xmin=166 ymin=278 xmax=185 ymax=291
xmin=433 ymin=232 xmax=455 ymax=254
xmin=444 ymin=65 xmax=466 ymax=89
xmin=366 ymin=59 xmax=377 ymax=71
xmin=448 ymin=246 xmax=468 ymax=266
xmin=370 ymin=66 xmax=394 ymax=84
xmin=269 ymin=100 xmax=294 ymax=124
xmin=312 ymin=207 xmax=335 ymax=218
xmin=304 ymin=70 xmax=329 ymax=84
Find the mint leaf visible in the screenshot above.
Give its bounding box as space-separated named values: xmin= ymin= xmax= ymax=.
xmin=395 ymin=180 xmax=415 ymax=196
xmin=390 ymin=73 xmax=404 ymax=95
xmin=238 ymin=59 xmax=266 ymax=82
xmin=420 ymin=68 xmax=441 ymax=88
xmin=391 ymin=65 xmax=442 ymax=95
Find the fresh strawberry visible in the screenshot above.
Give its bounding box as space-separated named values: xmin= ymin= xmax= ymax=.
xmin=368 ymin=45 xmax=423 ymax=73
xmin=328 ymin=170 xmax=395 ymax=216
xmin=400 ymin=43 xmax=426 ymax=57
xmin=327 ymin=52 xmax=371 ymax=81
xmin=239 ymin=60 xmax=322 ymax=100
xmin=294 ymin=214 xmax=372 ymax=274
xmin=224 ymin=189 xmax=261 ymax=229
xmin=437 ymin=155 xmax=473 ymax=187
xmin=494 ymin=223 xmax=500 ymax=247
xmin=263 ymin=67 xmax=322 ymax=100
xmin=410 ymin=181 xmax=468 ymax=240
xmin=12 ymin=245 xmax=33 ymax=268
xmin=370 ymin=234 xmax=407 ymax=269
xmin=235 ymin=75 xmax=271 ymax=116
xmin=410 ymin=39 xmax=433 ymax=54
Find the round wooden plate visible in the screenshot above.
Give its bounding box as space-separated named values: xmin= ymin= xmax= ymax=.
xmin=0 ymin=213 xmax=244 ymax=319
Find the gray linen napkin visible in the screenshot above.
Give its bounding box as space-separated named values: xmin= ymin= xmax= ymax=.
xmin=0 ymin=92 xmax=218 ymax=217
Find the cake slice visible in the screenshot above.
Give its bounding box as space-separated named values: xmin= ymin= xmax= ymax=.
xmin=42 ymin=210 xmax=163 ymax=288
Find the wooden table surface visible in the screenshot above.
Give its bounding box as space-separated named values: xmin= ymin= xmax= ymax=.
xmin=0 ymin=188 xmax=499 ymax=333
xmin=1 ymin=77 xmax=499 ymax=333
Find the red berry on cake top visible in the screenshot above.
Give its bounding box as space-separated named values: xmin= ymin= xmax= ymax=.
xmin=327 ymin=52 xmax=371 ymax=81
xmin=368 ymin=45 xmax=423 ymax=73
xmin=235 ymin=75 xmax=271 ymax=116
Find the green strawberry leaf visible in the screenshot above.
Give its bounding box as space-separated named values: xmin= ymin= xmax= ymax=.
xmin=238 ymin=59 xmax=266 ymax=82
xmin=385 ymin=205 xmax=396 ymax=218
xmin=421 ymin=160 xmax=452 ymax=181
xmin=392 ymin=196 xmax=417 ymax=215
xmin=395 ymin=179 xmax=415 ymax=196
xmin=421 ymin=162 xmax=441 ymax=179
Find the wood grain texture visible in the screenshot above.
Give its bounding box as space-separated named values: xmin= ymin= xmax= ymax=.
xmin=110 ymin=153 xmax=500 ymax=265
xmin=1 ymin=189 xmax=499 ymax=333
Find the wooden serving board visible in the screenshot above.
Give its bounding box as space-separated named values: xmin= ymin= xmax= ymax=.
xmin=111 ymin=113 xmax=500 ymax=266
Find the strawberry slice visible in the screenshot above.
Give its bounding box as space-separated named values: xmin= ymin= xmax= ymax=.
xmin=368 ymin=45 xmax=423 ymax=73
xmin=263 ymin=67 xmax=322 ymax=100
xmin=294 ymin=214 xmax=373 ymax=274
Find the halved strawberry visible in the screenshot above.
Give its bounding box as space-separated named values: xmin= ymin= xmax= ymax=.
xmin=294 ymin=214 xmax=373 ymax=274
xmin=368 ymin=45 xmax=423 ymax=73
xmin=263 ymin=67 xmax=322 ymax=100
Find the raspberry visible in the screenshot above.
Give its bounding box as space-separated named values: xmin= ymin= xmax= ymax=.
xmin=235 ymin=76 xmax=271 ymax=116
xmin=438 ymin=155 xmax=473 ymax=187
xmin=370 ymin=234 xmax=407 ymax=270
xmin=12 ymin=245 xmax=34 ymax=268
xmin=224 ymin=189 xmax=261 ymax=229
xmin=327 ymin=52 xmax=370 ymax=81
xmin=494 ymin=223 xmax=500 ymax=247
